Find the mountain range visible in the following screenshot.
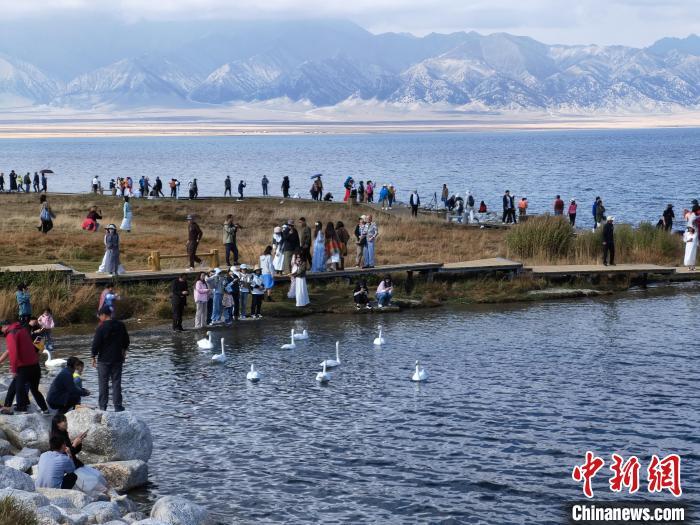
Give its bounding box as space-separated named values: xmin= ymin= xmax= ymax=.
xmin=1 ymin=18 xmax=700 ymax=112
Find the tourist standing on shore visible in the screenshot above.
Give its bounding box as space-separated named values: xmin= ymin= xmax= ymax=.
xmin=553 ymin=195 xmax=565 ymax=215
xmin=41 ymin=172 xmax=47 ymax=192
xmin=502 ymin=190 xmax=516 ymax=224
xmin=595 ymin=198 xmax=606 ymax=229
xmin=224 ymin=272 xmax=239 ymax=323
xmin=299 ymin=217 xmax=312 ymax=265
xmin=379 ymin=184 xmax=389 ymax=210
xmin=33 ymin=172 xmax=40 ymax=192
xmin=92 ymin=306 xmax=129 ymax=411
xmin=283 ymin=221 xmax=300 ymax=273
xmin=602 ymin=216 xmax=615 ymax=266
xmin=683 ymin=226 xmax=697 ymax=270
xmin=357 ymin=181 xmax=365 ymax=202
xmin=39 ymin=194 xmax=55 ymax=233
xmin=592 ymin=197 xmax=601 ymax=229
xmin=311 ymin=222 xmax=326 ymax=272
xmin=260 ymin=246 xmax=275 ymax=301
xmin=354 ymin=216 xmax=366 ymax=268
xmin=99 ymin=225 xmax=121 ymax=276
xmin=207 ymin=268 xmax=225 ymax=325
xmin=272 ymin=226 xmax=284 ymax=274
xmin=518 ymin=197 xmax=528 ymax=219
xmin=223 ymin=215 xmax=240 ymax=267
xmin=290 ymin=250 xmax=310 ymax=307
xmin=171 ymin=274 xmax=188 ymax=331
xmin=465 ymin=191 xmax=475 ymax=223
xmin=364 ymin=215 xmax=378 ymax=268
xmin=224 ymin=176 xmax=232 ymax=197
xmin=335 ymin=221 xmax=350 ymax=270
xmin=120 ymin=196 xmax=132 ymax=233
xmin=169 ymin=178 xmax=178 ymax=198
xmin=154 ymin=176 xmax=164 ymax=197
xmin=92 ymin=176 xmax=99 ymax=194
xmin=409 ymin=190 xmax=420 ymax=217
xmin=567 ymin=199 xmax=577 ymax=226
xmin=310 ymin=179 xmax=320 ymax=200
xmin=186 ymin=215 xmax=203 ymax=271
xmin=282 ymin=176 xmax=290 ymax=198
xmin=194 ymin=273 xmax=209 ymax=329
xmin=23 ymin=173 xmax=29 ymax=192
xmin=325 ymin=222 xmax=341 ymax=271
xmin=238 ymin=180 xmax=246 ymax=200
xmin=261 ymin=175 xmax=269 ymax=196
xmin=662 ymin=204 xmax=675 ymax=231
xmin=441 ymin=184 xmax=449 ymax=208
xmin=0 ymin=172 xmax=4 ymax=192
xmin=250 ymin=266 xmax=265 ymax=318
xmin=9 ymin=170 xmax=17 ymax=192
xmin=366 ymin=181 xmax=374 ymax=202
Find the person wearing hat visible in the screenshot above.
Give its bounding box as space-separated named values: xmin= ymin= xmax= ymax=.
xmin=662 ymin=204 xmax=675 ymax=232
xmin=282 ymin=220 xmax=300 ymax=274
xmin=602 ymin=216 xmax=616 ymax=266
xmin=363 ymin=214 xmax=378 ymax=268
xmin=186 ymin=215 xmax=203 ymax=271
xmin=354 ymin=216 xmax=367 ymax=268
xmin=568 ymin=199 xmax=578 ymax=227
xmin=206 ymin=268 xmax=226 ymax=325
xmin=238 ymin=264 xmax=251 ymax=319
xmin=272 ymin=226 xmax=285 ymax=274
xmin=378 ymin=184 xmax=389 ymax=210
xmin=91 ymin=306 xmax=130 ymax=411
xmin=98 ymin=224 xmax=121 ymax=276
xmin=250 ymin=266 xmax=265 ymax=318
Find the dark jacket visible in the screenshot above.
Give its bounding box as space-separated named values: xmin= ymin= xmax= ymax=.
xmin=188 ymin=222 xmax=203 ymax=243
xmin=502 ymin=194 xmax=514 ymax=210
xmin=284 ymin=228 xmax=300 ymax=252
xmin=300 ymin=225 xmax=312 ymax=249
xmin=602 ymin=222 xmax=615 ymax=244
xmin=91 ymin=320 xmax=129 ymax=364
xmin=172 ymin=278 xmax=189 ymax=304
xmin=47 ymin=367 xmax=83 ymax=407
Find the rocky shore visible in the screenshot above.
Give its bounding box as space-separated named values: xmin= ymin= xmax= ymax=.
xmin=0 ymin=377 xmax=209 ymax=525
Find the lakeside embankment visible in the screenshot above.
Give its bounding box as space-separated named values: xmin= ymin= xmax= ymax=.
xmin=0 ymin=194 xmax=691 ymax=331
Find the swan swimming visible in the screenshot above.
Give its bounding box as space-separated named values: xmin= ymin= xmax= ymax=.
xmin=197 ymin=331 xmax=214 ymax=350
xmin=211 ymin=338 xmax=227 ymax=363
xmin=316 ymin=361 xmax=332 ymax=383
xmin=293 ymin=329 xmax=309 ymax=340
xmin=246 ymin=364 xmax=261 ymax=382
xmin=411 ymin=360 xmax=428 ymax=382
xmin=373 ymin=326 xmax=385 ymax=346
xmin=281 ymin=329 xmax=297 ymax=350
xmin=43 ymin=349 xmax=67 ymax=368
xmin=319 ymin=341 xmax=341 ymax=368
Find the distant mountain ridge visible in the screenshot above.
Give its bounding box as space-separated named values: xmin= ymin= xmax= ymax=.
xmin=0 ymin=19 xmax=699 ymax=112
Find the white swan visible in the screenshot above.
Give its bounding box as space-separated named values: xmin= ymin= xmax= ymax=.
xmin=373 ymin=326 xmax=385 ymax=346
xmin=246 ymin=364 xmax=261 ymax=382
xmin=293 ymin=329 xmax=309 ymax=341
xmin=316 ymin=361 xmax=332 ymax=383
xmin=280 ymin=329 xmax=296 ymax=350
xmin=197 ymin=331 xmax=214 ymax=350
xmin=211 ymin=338 xmax=227 ymax=363
xmin=319 ymin=341 xmax=341 ymax=369
xmin=43 ymin=349 xmax=67 ymax=368
xmin=411 ymin=360 xmax=428 ymax=382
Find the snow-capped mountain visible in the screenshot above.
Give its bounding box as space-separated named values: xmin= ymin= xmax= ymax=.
xmin=0 ymin=53 xmax=61 ymax=107
xmin=0 ymin=19 xmax=699 ymax=113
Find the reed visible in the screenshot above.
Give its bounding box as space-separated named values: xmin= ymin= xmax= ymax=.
xmin=505 ymin=215 xmax=575 ymax=260
xmin=0 ymin=497 xmax=38 ymax=525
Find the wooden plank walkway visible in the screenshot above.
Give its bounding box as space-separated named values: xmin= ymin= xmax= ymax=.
xmin=0 ymin=264 xmax=76 ymax=274
xmin=526 ymin=263 xmax=676 ymax=278
xmin=441 ymin=257 xmax=522 ymax=274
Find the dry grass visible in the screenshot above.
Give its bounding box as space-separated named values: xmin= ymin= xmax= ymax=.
xmin=0 ymin=194 xmax=506 ymax=271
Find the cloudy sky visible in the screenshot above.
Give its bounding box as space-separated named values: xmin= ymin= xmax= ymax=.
xmin=1 ymin=0 xmax=698 ymax=47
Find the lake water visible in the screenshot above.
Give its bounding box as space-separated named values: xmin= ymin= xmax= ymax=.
xmin=54 ymin=285 xmax=700 ymax=524
xmin=0 ymin=128 xmax=699 ymax=224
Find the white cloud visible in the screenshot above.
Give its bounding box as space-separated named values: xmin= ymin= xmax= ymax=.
xmin=0 ymin=0 xmax=698 ymax=46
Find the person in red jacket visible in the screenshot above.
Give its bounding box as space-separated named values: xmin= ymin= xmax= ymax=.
xmin=0 ymin=321 xmax=49 ymax=414
xmin=553 ymin=195 xmax=565 ymax=215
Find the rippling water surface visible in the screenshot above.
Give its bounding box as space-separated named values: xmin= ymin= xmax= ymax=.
xmin=55 ymin=286 xmax=700 ymax=524
xmin=1 ymin=128 xmax=699 ymax=224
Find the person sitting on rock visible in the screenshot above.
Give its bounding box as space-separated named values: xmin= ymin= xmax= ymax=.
xmin=36 ymin=435 xmax=77 ymax=489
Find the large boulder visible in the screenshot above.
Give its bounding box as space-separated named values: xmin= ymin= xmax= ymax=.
xmin=17 ymin=447 xmax=41 ymax=459
xmin=80 ymin=501 xmax=122 ymax=524
xmin=91 ymin=461 xmax=148 ymax=492
xmin=150 ymin=496 xmax=212 ymax=525
xmin=0 ymin=414 xmax=51 ymax=451
xmin=0 ymin=487 xmax=49 ymax=508
xmin=133 ymin=521 xmax=169 ymax=525
xmin=0 ymin=438 xmax=13 ymax=456
xmin=3 ymin=454 xmax=36 ymax=472
xmin=37 ymin=488 xmax=93 ymax=510
xmin=66 ymin=410 xmax=152 ymax=464
xmin=35 ymin=504 xmax=65 ymax=524
xmin=122 ymin=512 xmax=147 ymax=523
xmin=0 ymin=464 xmax=35 ymax=491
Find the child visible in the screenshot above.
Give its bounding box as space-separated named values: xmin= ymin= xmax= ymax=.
xmin=16 ymin=283 xmax=31 ymax=325
xmin=99 ymin=284 xmax=119 ymax=318
xmin=37 ymin=308 xmax=55 ymax=351
xmin=72 ymin=360 xmax=91 ymax=398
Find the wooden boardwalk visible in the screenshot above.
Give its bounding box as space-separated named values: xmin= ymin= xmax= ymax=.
xmin=525 ymin=263 xmax=676 ymax=278
xmin=441 ymin=257 xmax=522 ymax=275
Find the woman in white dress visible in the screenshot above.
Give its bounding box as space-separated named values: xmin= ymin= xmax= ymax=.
xmin=120 ymin=196 xmax=132 ymax=232
xmin=683 ymin=226 xmax=697 ymax=270
xmin=290 ymin=250 xmax=310 ymax=307
xmin=97 ymin=224 xmax=125 ymax=275
xmin=272 ymin=226 xmax=285 ymax=274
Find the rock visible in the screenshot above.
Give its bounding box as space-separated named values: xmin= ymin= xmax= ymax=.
xmin=91 ymin=461 xmax=148 ymax=491
xmin=0 ymin=413 xmax=52 ymax=451
xmin=3 ymin=454 xmax=36 ymax=472
xmin=37 ymin=488 xmax=93 ymax=510
xmin=133 ymin=521 xmax=170 ymax=525
xmin=17 ymin=447 xmax=42 ymax=459
xmin=66 ymin=409 xmax=152 ymax=464
xmin=101 ymin=522 xmax=127 ymax=525
xmin=0 ymin=464 xmax=36 ymax=491
xmin=113 ymin=496 xmax=137 ymax=515
xmin=0 ymin=427 xmax=7 ymax=440
xmin=0 ymin=488 xmax=49 ymax=508
xmin=122 ymin=512 xmax=147 ymax=523
xmin=150 ymin=496 xmax=212 ymax=525
xmin=67 ymin=514 xmax=90 ymax=525
xmin=35 ymin=504 xmax=65 ymax=524
xmin=80 ymin=501 xmax=122 ymax=524
xmin=0 ymin=438 xmax=13 ymax=456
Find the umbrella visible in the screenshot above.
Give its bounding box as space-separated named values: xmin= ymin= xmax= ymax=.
xmin=40 ymin=169 xmax=54 ymax=175
xmin=310 ymin=173 xmax=323 ymax=179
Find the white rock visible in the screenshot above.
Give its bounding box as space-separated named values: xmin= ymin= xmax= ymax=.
xmin=122 ymin=512 xmax=147 ymax=523
xmin=37 ymin=487 xmax=94 ymax=509
xmin=101 ymin=522 xmax=127 ymax=525
xmin=150 ymin=496 xmax=212 ymax=525
xmin=0 ymin=488 xmax=49 ymax=508
xmin=17 ymin=447 xmax=42 ymax=459
xmin=67 ymin=514 xmax=90 ymax=525
xmin=0 ymin=464 xmax=36 ymax=491
xmin=80 ymin=501 xmax=122 ymax=524
xmin=66 ymin=409 xmax=152 ymax=464
xmin=0 ymin=413 xmax=51 ymax=451
xmin=35 ymin=504 xmax=64 ymax=524
xmin=91 ymin=461 xmax=148 ymax=491
xmin=133 ymin=521 xmax=170 ymax=525
xmin=113 ymin=496 xmax=137 ymax=515
xmin=0 ymin=438 xmax=13 ymax=456
xmin=3 ymin=454 xmax=36 ymax=472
